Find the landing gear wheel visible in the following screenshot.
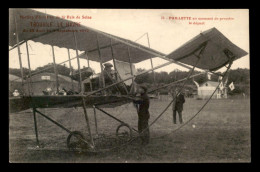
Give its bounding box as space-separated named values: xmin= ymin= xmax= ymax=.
xmin=116 ymin=124 xmax=133 ymax=142
xmin=67 ymin=131 xmax=86 ymax=153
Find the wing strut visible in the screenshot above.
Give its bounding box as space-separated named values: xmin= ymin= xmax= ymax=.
xmin=73 ymin=32 xmax=83 ymax=93
xmin=146 ymin=33 xmax=156 ymax=88
xmin=14 ymin=16 xmax=25 ymax=93
xmin=127 ymin=46 xmax=134 ymax=84
xmin=25 ymin=41 xmax=33 ymax=95
xmin=51 ymin=45 xmax=60 ymax=93
xmin=67 ymin=49 xmax=75 ymax=92
xmin=85 ymin=52 xmax=93 ymax=91
xmin=96 ymin=34 xmax=105 ymax=93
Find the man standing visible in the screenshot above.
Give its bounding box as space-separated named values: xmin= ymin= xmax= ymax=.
xmin=103 ymin=63 xmax=117 ymax=94
xmin=103 ymin=62 xmax=128 ymax=95
xmin=172 ymin=88 xmax=185 ymax=124
xmin=103 ymin=63 xmax=116 ymax=85
xmin=133 ymin=85 xmax=150 ymax=145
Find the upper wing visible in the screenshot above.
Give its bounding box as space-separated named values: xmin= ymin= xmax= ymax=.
xmin=9 ymin=9 xmax=248 ymax=71
xmin=165 ymin=28 xmax=248 ymax=71
xmin=9 ymin=8 xmax=165 ymax=64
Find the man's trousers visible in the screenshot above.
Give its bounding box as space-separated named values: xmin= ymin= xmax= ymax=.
xmin=138 ymin=118 xmax=150 ymax=145
xmin=173 ymin=110 xmax=183 ymax=124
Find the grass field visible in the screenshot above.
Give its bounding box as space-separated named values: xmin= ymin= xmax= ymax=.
xmin=9 ymin=97 xmax=251 ymax=163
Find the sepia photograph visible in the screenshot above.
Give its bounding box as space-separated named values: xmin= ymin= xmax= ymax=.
xmin=9 ymin=8 xmax=250 ymax=163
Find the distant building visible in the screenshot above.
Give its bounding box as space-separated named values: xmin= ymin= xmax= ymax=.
xmin=9 ymin=74 xmax=23 ymax=82
xmin=23 ymin=72 xmax=79 ymax=95
xmin=193 ymin=80 xmax=227 ymax=99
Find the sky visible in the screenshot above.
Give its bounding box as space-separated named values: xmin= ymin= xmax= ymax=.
xmin=9 ymin=9 xmax=250 ymax=74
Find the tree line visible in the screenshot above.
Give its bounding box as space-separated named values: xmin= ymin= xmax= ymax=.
xmin=9 ymin=64 xmax=250 ymax=95
xmin=134 ymin=68 xmax=250 ymax=85
xmin=134 ymin=68 xmax=250 ymax=95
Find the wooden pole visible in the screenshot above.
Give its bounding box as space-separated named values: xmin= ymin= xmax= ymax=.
xmin=96 ymin=34 xmax=105 ymax=90
xmin=14 ymin=16 xmax=25 ymax=94
xmin=51 ymin=45 xmax=59 ymax=93
xmin=110 ymin=39 xmax=118 ymax=75
xmin=93 ymin=105 xmax=98 ymax=135
xmin=147 ymin=33 xmax=156 ymax=86
xmin=127 ymin=46 xmax=134 ymax=84
xmin=25 ymin=41 xmax=33 ymax=95
xmin=73 ymin=32 xmax=82 ymax=93
xmin=33 ymin=107 xmax=39 ymax=146
xmin=67 ymin=49 xmax=74 ymax=91
xmin=82 ymin=98 xmax=94 ymax=147
xmin=85 ymin=51 xmax=93 ymax=91
xmin=9 ymin=40 xmax=26 ymax=51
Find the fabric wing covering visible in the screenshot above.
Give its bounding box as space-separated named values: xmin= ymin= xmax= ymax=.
xmin=115 ymin=60 xmax=137 ymax=86
xmin=166 ymin=27 xmax=248 ymax=71
xmin=9 ymin=8 xmax=165 ymax=64
xmin=9 ymin=9 xmax=248 ymax=71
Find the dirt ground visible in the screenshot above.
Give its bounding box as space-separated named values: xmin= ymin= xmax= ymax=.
xmin=9 ymin=97 xmax=251 ymax=163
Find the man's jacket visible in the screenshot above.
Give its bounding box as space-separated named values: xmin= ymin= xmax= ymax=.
xmin=173 ymin=93 xmax=185 ymax=111
xmin=133 ymin=93 xmax=150 ymax=120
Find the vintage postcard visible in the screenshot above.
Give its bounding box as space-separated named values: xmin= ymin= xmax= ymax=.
xmin=9 ymin=9 xmax=250 ymax=163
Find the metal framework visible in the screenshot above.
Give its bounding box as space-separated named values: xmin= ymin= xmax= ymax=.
xmin=32 ymin=106 xmax=94 ymax=148
xmin=9 ymin=11 xmax=246 ymax=152
xmin=11 ymin=24 xmax=206 ymax=150
xmin=95 ymin=106 xmax=138 ymax=133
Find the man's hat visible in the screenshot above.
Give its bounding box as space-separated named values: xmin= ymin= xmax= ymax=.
xmin=104 ymin=63 xmax=113 ymax=67
xmin=139 ymin=85 xmax=148 ymax=93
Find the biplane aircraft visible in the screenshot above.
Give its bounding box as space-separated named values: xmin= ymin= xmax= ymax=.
xmin=9 ymin=9 xmax=248 ymax=152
